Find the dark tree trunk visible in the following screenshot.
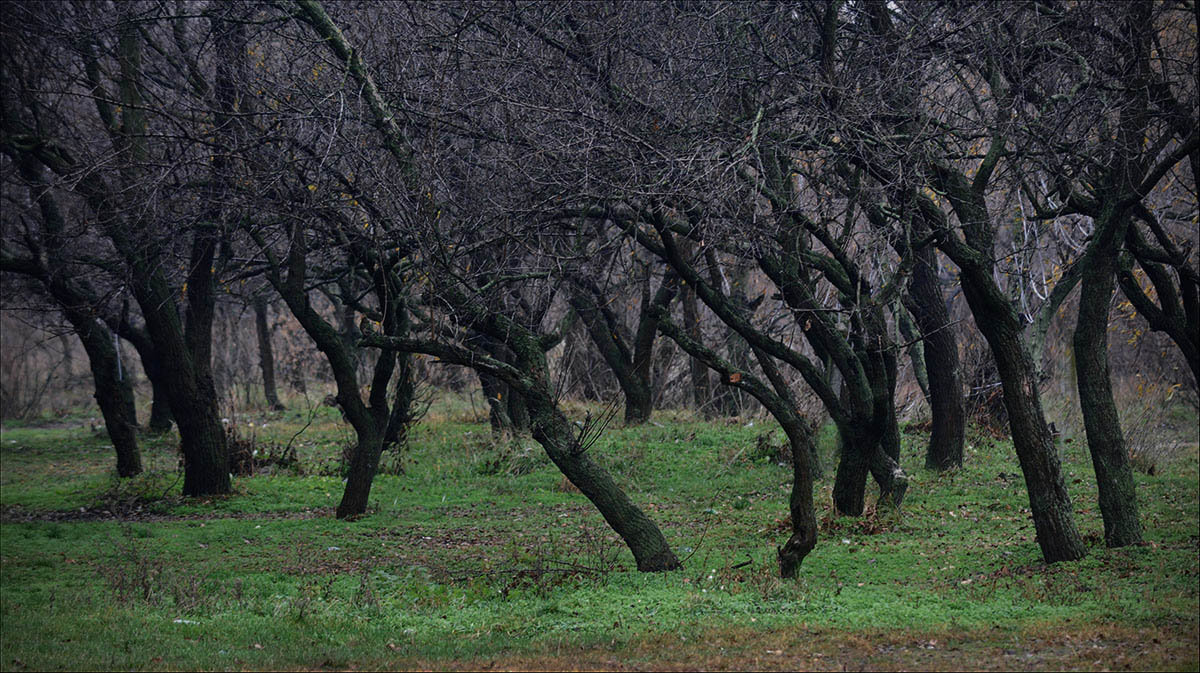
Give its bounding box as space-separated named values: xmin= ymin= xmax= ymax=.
xmin=827 ymin=308 xmax=908 ymax=513
xmin=171 ymin=389 xmax=231 ymax=496
xmin=568 ymin=272 xmax=676 ymax=425
xmin=832 ymin=421 xmax=874 ymax=516
xmin=963 ymin=279 xmax=1086 ymax=562
xmin=114 ymin=323 xmax=174 ymax=434
xmin=1117 ymin=223 xmax=1200 ymax=391
xmin=529 ymin=391 xmax=680 ymax=571
xmin=142 ymin=352 xmax=175 ymax=433
xmin=1075 ymin=211 xmax=1144 ymax=547
xmin=681 ymin=284 xmax=711 ymax=413
xmin=384 ymin=351 xmax=416 ymax=448
xmin=253 ymin=296 xmax=285 ymax=410
xmin=68 ymin=312 xmax=142 ymax=477
xmin=256 ymin=220 xmax=400 ymax=519
xmin=864 ymin=313 xmax=902 ymax=463
xmin=514 ymin=321 xmax=675 ymax=571
xmin=905 ymin=246 xmax=965 ymax=470
xmin=337 ymin=425 xmax=386 ymax=519
xmin=384 ymin=306 xmax=417 ymax=450
xmin=655 ymin=311 xmax=819 ymax=576
xmin=777 ymin=418 xmax=818 ymax=578
xmin=931 ymin=160 xmax=1085 ymax=564
xmin=360 ymin=301 xmax=682 ymax=571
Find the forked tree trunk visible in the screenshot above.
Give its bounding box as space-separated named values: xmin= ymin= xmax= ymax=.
xmin=568 ymin=272 xmax=676 ymax=425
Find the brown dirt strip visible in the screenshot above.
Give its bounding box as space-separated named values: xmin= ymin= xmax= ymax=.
xmin=0 ymin=504 xmax=336 ymax=524
xmin=295 ymin=623 xmax=1199 ymax=671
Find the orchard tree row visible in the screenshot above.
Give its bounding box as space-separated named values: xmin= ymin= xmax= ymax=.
xmin=1 ymin=0 xmax=1195 ymax=575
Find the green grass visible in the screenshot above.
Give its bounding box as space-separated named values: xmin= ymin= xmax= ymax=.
xmin=1 ymin=396 xmax=1197 ymax=670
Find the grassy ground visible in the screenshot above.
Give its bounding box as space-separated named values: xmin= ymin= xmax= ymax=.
xmin=1 ymin=394 xmax=1197 ymax=671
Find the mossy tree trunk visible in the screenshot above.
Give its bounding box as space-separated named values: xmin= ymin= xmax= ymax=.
xmin=1074 ymin=212 xmax=1143 ymax=547
xmin=930 ymin=164 xmax=1086 ymax=563
xmin=362 ymin=294 xmax=681 ymax=572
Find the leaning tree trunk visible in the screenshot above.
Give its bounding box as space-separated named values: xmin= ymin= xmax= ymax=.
xmin=931 ymin=161 xmax=1085 ymax=563
xmin=528 ymin=391 xmax=681 ymax=571
xmin=364 ymin=302 xmax=683 ymax=571
xmin=68 ymin=312 xmax=142 ymax=477
xmin=964 ymin=280 xmax=1086 ymax=562
xmin=253 ymin=296 xmax=285 ymax=410
xmin=1074 ymin=213 xmax=1143 ymax=547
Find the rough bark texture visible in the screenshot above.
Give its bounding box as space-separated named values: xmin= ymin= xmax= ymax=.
xmin=361 ymin=310 xmax=682 ymax=571
xmin=69 ymin=313 xmax=143 ymax=477
xmin=337 ymin=426 xmax=386 ymax=518
xmin=963 ymin=280 xmax=1086 ymax=562
xmin=778 ymin=421 xmax=819 ymax=578
xmin=1074 ymin=230 xmax=1143 ymax=547
xmin=1070 ymin=1 xmax=1149 ymax=550
xmin=906 ymin=246 xmax=965 ymax=470
xmin=929 ymin=151 xmax=1086 ymax=563
xmin=831 ymin=422 xmax=873 ymax=515
xmin=530 ymin=392 xmax=681 ymax=571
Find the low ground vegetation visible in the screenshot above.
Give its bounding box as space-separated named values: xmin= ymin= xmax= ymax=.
xmin=1 ymin=394 xmax=1197 ymax=671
